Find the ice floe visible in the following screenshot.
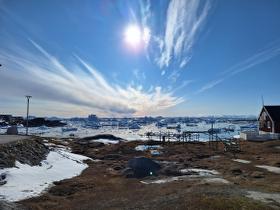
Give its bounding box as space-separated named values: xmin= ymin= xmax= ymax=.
xmin=0 ymin=149 xmax=91 ymax=202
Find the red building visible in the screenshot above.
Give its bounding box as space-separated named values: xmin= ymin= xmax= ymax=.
xmin=258 ymin=106 xmax=280 ymax=134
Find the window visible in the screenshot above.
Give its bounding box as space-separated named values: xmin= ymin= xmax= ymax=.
xmin=267 ymin=121 xmax=271 ymax=129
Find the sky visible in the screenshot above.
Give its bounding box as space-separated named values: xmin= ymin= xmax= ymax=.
xmin=0 ymin=0 xmax=280 ymax=118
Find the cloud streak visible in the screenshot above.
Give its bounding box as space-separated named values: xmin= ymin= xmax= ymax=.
xmin=156 ymin=0 xmax=211 ymax=69
xmin=0 ymin=40 xmax=184 ymax=116
xmin=197 ymin=42 xmax=280 ymax=94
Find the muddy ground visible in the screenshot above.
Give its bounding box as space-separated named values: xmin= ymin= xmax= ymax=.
xmin=20 ymin=138 xmax=280 ymax=210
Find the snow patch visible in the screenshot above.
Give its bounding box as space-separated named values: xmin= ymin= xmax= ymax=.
xmin=135 ymin=145 xmax=162 ymax=151
xmin=246 ymin=191 xmax=280 ymax=204
xmin=0 ymin=150 xmax=91 ymax=202
xmin=180 ymin=168 xmax=219 ymax=176
xmin=141 ymin=168 xmax=221 ymax=185
xmin=203 ymin=178 xmax=230 ymax=184
xmin=209 ymin=155 xmax=221 ymax=160
xmin=141 ymin=176 xmax=229 ymax=185
xmin=90 ymin=139 xmax=119 ymax=144
xmin=141 ymin=177 xmax=180 ymax=184
xmin=256 ymin=165 xmax=280 ymax=174
xmin=233 ymin=159 xmax=251 ymax=164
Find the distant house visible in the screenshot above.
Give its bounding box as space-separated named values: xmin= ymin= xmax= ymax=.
xmin=258 ymin=105 xmax=280 ymax=134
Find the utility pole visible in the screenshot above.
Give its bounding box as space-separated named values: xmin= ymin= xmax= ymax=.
xmin=25 ymin=95 xmax=32 ymax=135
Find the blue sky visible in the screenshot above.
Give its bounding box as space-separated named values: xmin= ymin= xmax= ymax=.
xmin=0 ymin=0 xmax=280 ymax=117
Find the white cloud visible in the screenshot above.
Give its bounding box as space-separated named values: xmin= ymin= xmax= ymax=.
xmin=133 ymin=68 xmax=146 ymax=81
xmin=179 ymin=57 xmax=191 ymax=68
xmin=0 ymin=40 xmax=184 ymax=117
xmin=172 ymin=80 xmax=193 ymax=93
xmin=196 ymin=78 xmax=225 ymax=94
xmin=156 ymin=0 xmax=211 ymax=69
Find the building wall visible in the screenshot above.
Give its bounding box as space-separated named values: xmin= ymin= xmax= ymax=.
xmin=275 ymin=122 xmax=280 ymax=133
xmin=240 ymin=131 xmax=280 ymax=140
xmin=259 ymin=110 xmax=273 ymax=133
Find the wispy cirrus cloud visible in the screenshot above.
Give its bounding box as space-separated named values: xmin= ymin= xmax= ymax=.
xmin=155 ymin=0 xmax=211 ymax=69
xmin=0 ymin=39 xmax=184 ymax=116
xmin=197 ymin=42 xmax=280 ymax=94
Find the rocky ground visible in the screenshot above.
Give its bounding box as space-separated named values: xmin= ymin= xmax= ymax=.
xmin=0 ymin=136 xmax=49 ymax=169
xmin=0 ymin=136 xmax=50 ymax=210
xmin=14 ymin=137 xmax=280 ymax=210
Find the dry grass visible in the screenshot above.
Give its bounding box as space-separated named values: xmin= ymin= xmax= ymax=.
xmin=20 ymin=139 xmax=280 ymax=210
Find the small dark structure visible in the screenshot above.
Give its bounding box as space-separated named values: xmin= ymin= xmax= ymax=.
xmin=127 ymin=157 xmax=161 ymax=178
xmin=6 ymin=126 xmax=18 ymax=135
xmin=258 ymin=105 xmax=280 ymax=134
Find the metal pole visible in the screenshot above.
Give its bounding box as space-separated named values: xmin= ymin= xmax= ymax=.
xmin=25 ymin=95 xmax=32 ymax=135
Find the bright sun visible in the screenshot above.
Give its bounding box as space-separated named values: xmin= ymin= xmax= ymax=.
xmin=124 ymin=25 xmax=150 ymax=48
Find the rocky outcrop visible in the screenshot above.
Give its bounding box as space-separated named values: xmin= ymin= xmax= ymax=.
xmin=0 ymin=201 xmax=28 ymax=210
xmin=0 ymin=138 xmax=49 ymax=169
xmin=23 ymin=118 xmax=66 ymax=127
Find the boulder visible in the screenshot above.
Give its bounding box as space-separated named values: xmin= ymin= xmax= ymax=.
xmin=6 ymin=126 xmax=18 ymax=135
xmin=126 ymin=157 xmax=161 ymax=178
xmin=0 ymin=173 xmax=6 ymax=186
xmin=0 ymin=173 xmax=6 ymax=180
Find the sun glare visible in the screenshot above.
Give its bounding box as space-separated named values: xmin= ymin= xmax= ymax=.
xmin=124 ymin=25 xmax=150 ymax=49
